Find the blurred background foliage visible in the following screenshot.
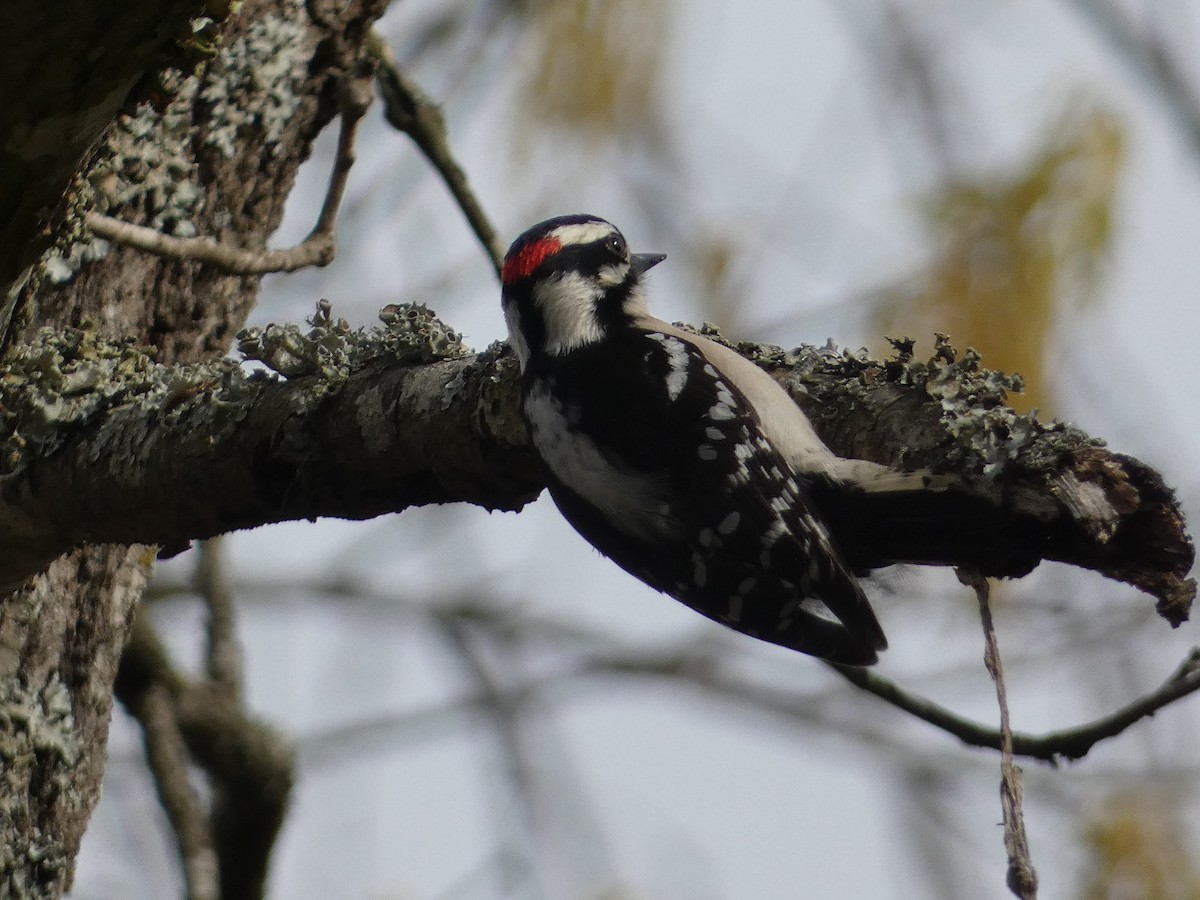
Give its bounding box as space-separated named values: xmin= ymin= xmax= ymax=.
xmin=79 ymin=2 xmax=1200 ymax=899
xmin=876 ymin=107 xmax=1125 ymax=414
xmin=521 ymin=0 xmax=668 ymax=135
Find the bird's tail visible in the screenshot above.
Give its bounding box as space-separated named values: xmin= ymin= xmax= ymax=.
xmin=806 ymin=470 xmax=1045 ymax=578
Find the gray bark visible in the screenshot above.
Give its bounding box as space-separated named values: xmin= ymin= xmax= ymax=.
xmin=0 ymin=0 xmax=387 ymax=894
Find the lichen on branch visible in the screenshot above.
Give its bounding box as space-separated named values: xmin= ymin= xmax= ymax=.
xmin=0 ymin=307 xmax=1192 ymax=621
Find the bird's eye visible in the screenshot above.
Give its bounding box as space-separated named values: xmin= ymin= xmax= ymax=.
xmin=605 ymin=235 xmax=627 ymax=259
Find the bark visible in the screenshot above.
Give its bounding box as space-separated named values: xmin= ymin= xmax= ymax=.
xmin=0 ymin=318 xmax=1192 ymax=622
xmin=0 ymin=2 xmax=204 ymax=311
xmin=0 ymin=0 xmax=387 ymax=894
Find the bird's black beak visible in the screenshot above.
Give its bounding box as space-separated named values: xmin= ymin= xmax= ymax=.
xmin=632 ymin=252 xmax=667 ymax=275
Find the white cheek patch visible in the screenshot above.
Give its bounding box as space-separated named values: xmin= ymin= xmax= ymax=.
xmin=535 ymin=272 xmax=606 ymax=356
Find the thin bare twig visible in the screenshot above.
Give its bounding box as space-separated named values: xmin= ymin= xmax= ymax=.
xmin=827 ymin=643 xmax=1200 ymax=763
xmin=366 ymin=29 xmax=504 ymax=275
xmin=182 ymin=575 xmax=1200 ymax=765
xmin=197 ymin=537 xmax=241 ymax=700
xmin=122 ymin=617 xmax=220 ymax=900
xmin=86 ymin=66 xmax=374 ymax=275
xmin=116 ymin=604 xmax=295 ymax=900
xmin=961 ymin=569 xmax=1038 ymax=899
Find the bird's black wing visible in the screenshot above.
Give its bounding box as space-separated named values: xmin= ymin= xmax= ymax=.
xmin=525 ymin=327 xmax=886 ymax=664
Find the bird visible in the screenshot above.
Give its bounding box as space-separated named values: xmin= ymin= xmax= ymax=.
xmin=500 ymin=213 xmax=1037 ymax=665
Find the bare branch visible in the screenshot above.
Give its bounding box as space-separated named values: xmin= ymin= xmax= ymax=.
xmin=116 ymin=608 xmax=295 ymax=900
xmin=84 ymin=65 xmax=374 ymax=276
xmin=367 ymin=29 xmax=505 ymax=275
xmin=198 ymin=537 xmax=241 ymax=700
xmin=0 ymin=318 xmax=1191 ymax=620
xmin=828 ymin=645 xmax=1200 ymax=763
xmin=962 ymin=570 xmax=1038 ymax=899
xmin=84 ymin=212 xmax=338 ymax=274
xmin=129 ymin=672 xmax=220 ymax=900
xmin=264 ymin=581 xmax=1200 ymax=767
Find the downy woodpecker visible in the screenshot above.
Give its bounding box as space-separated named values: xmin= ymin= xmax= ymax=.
xmin=501 ymin=214 xmax=1031 ymax=665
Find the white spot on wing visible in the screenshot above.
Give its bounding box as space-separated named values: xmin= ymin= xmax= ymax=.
xmin=708 ymin=402 xmax=736 ymax=421
xmin=646 ymin=332 xmax=690 ymax=401
xmin=718 ymin=511 xmax=740 ymax=534
xmin=698 ymin=445 xmax=717 ymax=461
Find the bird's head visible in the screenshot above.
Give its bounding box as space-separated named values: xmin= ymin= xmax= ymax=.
xmin=500 ymin=214 xmax=666 ymax=369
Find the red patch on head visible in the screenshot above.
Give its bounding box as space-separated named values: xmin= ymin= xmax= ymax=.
xmin=502 ymin=237 xmax=561 ymax=284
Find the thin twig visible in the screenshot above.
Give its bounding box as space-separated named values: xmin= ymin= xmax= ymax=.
xmin=122 ymin=614 xmax=220 ymax=900
xmin=961 ymin=569 xmax=1038 ymax=899
xmin=197 ymin=537 xmax=241 ymax=700
xmin=139 ymin=685 xmax=221 ymax=900
xmin=116 ymin=607 xmax=294 ymax=900
xmin=827 ymin=644 xmax=1200 ymax=763
xmin=86 ymin=65 xmax=374 ymax=275
xmin=366 ymin=29 xmax=504 ymax=275
xmin=169 ymin=573 xmax=1200 ymax=764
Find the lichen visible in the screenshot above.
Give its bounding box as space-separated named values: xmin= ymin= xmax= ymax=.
xmin=0 ymin=302 xmax=468 ymax=478
xmin=688 ymin=324 xmax=1105 ymax=483
xmin=35 ymin=0 xmax=311 ymax=288
xmin=39 ymin=68 xmax=207 ymax=288
xmin=236 ymin=300 xmax=468 ymax=382
xmin=0 ymin=675 xmax=82 ymax=887
xmin=0 ymin=323 xmax=241 ymax=478
xmin=199 ymin=6 xmax=310 ymax=160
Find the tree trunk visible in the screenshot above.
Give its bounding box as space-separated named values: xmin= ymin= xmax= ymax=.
xmin=0 ymin=0 xmax=386 ymax=893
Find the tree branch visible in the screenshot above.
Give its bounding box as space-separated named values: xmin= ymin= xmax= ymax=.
xmin=116 ymin=610 xmax=295 ymax=900
xmin=217 ymin=579 xmax=1200 ymax=766
xmin=827 ymin=645 xmax=1200 ymax=763
xmin=962 ymin=570 xmax=1038 ymax=898
xmin=367 ymin=30 xmax=505 ymax=274
xmin=198 ymin=537 xmax=241 ymax=700
xmin=0 ymin=312 xmax=1192 ymax=621
xmin=125 ymin=669 xmax=220 ymax=900
xmin=757 ymin=333 xmax=1194 ymax=620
